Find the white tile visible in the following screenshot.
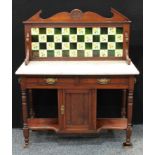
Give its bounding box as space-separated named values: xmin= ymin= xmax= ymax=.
xmin=93 ymin=28 xmax=100 ymax=35
xmin=31 ymin=28 xmax=39 ymax=35
xmin=47 ymin=43 xmax=55 ymax=50
xmin=108 ymin=27 xmax=116 ymax=35
xmin=77 ymin=28 xmax=85 ymax=35
xmin=62 ymin=43 xmax=70 ymax=50
xmin=39 ymin=35 xmax=47 ymax=42
xmin=54 ymin=50 xmax=62 ymax=57
xmin=115 ymin=49 xmax=123 ymax=57
xmin=46 ymin=28 xmax=54 ymax=35
xmin=54 ymin=35 xmax=62 ymax=42
xmin=85 ymin=35 xmax=93 ymax=42
xmin=100 ymin=50 xmax=108 ymax=57
xmin=69 ymin=50 xmax=77 ymax=57
xmin=32 ymin=43 xmax=39 ymax=50
xmin=62 ymin=28 xmax=70 ymax=35
xmin=85 ymin=50 xmax=93 ymax=57
xmin=39 ymin=50 xmax=47 ymax=57
xmin=69 ymin=35 xmax=77 ymax=42
xmin=108 ymin=42 xmax=116 ymax=50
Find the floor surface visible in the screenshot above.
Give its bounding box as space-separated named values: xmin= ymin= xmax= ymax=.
xmin=12 ymin=125 xmax=143 ymax=155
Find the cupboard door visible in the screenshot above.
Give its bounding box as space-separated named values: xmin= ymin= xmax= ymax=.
xmin=60 ymin=89 xmax=96 ymax=132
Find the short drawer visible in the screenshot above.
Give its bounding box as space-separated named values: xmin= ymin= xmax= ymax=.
xmin=23 ymin=77 xmax=75 ymax=87
xmin=80 ymin=77 xmax=128 ymax=85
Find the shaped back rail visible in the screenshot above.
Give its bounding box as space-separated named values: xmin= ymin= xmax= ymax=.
xmin=23 ymin=8 xmax=131 ymax=65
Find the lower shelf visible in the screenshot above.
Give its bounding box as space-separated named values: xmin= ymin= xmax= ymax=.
xmin=27 ymin=118 xmax=127 ymax=133
xmin=27 ymin=118 xmax=59 ymax=132
xmin=96 ymin=118 xmax=127 ymax=131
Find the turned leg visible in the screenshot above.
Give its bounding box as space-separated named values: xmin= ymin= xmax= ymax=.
xmin=28 ymin=89 xmax=35 ymax=118
xmin=21 ymin=89 xmax=29 ymax=148
xmin=121 ymin=89 xmax=126 ymax=118
xmin=123 ymin=90 xmax=133 ymax=146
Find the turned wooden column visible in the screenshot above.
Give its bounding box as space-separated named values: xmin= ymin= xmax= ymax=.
xmin=21 ymin=89 xmax=29 ymax=147
xmin=28 ymin=89 xmax=35 ymax=118
xmin=121 ymin=89 xmax=126 ymax=118
xmin=123 ymin=89 xmax=133 ymax=146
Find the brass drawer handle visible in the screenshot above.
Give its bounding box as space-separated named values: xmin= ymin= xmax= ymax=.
xmin=97 ymin=78 xmax=110 ymax=85
xmin=45 ymin=78 xmax=57 ymax=85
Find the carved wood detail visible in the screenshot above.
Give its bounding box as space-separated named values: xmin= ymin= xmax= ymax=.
xmin=124 ymin=31 xmax=131 ymax=65
xmin=25 ymin=32 xmax=30 ymax=65
xmin=24 ymin=8 xmax=131 ymax=23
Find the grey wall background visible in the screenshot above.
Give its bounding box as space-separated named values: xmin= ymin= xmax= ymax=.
xmin=12 ymin=0 xmax=143 ymax=128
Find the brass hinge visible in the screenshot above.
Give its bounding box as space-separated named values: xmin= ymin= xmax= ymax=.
xmin=18 ymin=78 xmax=21 ymax=83
xmin=134 ymin=78 xmax=137 ymax=84
xmin=61 ymin=105 xmax=65 ymax=115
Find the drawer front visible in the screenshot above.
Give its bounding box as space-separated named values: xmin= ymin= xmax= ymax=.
xmin=20 ymin=76 xmax=129 ymax=89
xmin=23 ymin=77 xmax=75 ymax=88
xmin=80 ymin=77 xmax=129 ymax=88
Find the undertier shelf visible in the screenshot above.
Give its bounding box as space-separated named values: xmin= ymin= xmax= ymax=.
xmin=97 ymin=118 xmax=127 ymax=131
xmin=27 ymin=118 xmax=59 ymax=132
xmin=27 ymin=118 xmax=127 ymax=133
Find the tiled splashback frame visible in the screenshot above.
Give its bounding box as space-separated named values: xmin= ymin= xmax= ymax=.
xmin=31 ymin=27 xmax=124 ymax=58
xmin=23 ymin=8 xmax=131 ymax=64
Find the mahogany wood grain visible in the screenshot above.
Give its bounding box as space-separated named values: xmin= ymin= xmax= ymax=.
xmin=97 ymin=118 xmax=127 ymax=131
xmin=27 ymin=118 xmax=59 ymax=132
xmin=121 ymin=89 xmax=127 ymax=118
xmin=28 ymin=89 xmax=35 ymax=118
xmin=23 ymin=8 xmax=131 ymax=64
xmin=18 ymin=8 xmax=137 ymax=147
xmin=21 ymin=89 xmax=29 ymax=148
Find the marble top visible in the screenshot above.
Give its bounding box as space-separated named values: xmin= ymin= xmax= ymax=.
xmin=15 ymin=61 xmax=139 ymax=75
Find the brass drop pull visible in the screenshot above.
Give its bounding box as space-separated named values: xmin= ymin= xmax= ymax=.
xmin=97 ymin=78 xmax=110 ymax=85
xmin=45 ymin=78 xmax=57 ymax=85
xmin=61 ymin=105 xmax=65 ymax=115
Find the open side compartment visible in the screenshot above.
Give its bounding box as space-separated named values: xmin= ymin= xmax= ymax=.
xmin=96 ymin=89 xmax=127 ymax=131
xmin=27 ymin=89 xmax=59 ymax=132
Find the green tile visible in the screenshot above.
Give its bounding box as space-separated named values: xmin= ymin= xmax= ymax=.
xmin=47 ymin=35 xmax=54 ymax=42
xmin=93 ymin=50 xmax=100 ymax=57
xmin=70 ymin=43 xmax=77 ymax=49
xmin=55 ymin=43 xmax=62 ymax=49
xmin=116 ymin=43 xmax=123 ymax=49
xmin=77 ymin=35 xmax=84 ymax=42
xmin=108 ymin=50 xmax=115 ymax=56
xmin=39 ymin=43 xmax=46 ymax=49
xmin=85 ymin=28 xmax=92 ymax=34
xmin=62 ymin=35 xmax=69 ymax=42
xmin=55 ymin=28 xmax=61 ymax=34
xmin=101 ymin=27 xmax=108 ymax=34
xmin=85 ymin=43 xmax=92 ymax=49
xmin=32 ymin=35 xmax=38 ymax=42
xmin=39 ymin=28 xmax=46 ymax=34
xmin=77 ymin=50 xmax=84 ymax=57
xmin=70 ymin=28 xmax=77 ymax=34
xmin=93 ymin=35 xmax=100 ymax=42
xmin=100 ymin=43 xmax=107 ymax=49
xmin=116 ymin=27 xmax=123 ymax=34
xmin=33 ymin=51 xmax=39 ymax=58
xmin=62 ymin=50 xmax=69 ymax=57
xmin=47 ymin=50 xmax=54 ymax=57
xmin=108 ymin=35 xmax=115 ymax=42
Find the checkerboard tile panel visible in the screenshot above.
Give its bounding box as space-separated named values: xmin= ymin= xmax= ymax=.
xmin=31 ymin=27 xmax=124 ymax=58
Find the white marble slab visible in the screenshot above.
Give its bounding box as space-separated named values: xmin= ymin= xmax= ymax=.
xmin=15 ymin=61 xmax=139 ymax=75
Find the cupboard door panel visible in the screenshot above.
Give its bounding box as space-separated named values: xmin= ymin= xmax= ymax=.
xmin=61 ymin=89 xmax=96 ymax=132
